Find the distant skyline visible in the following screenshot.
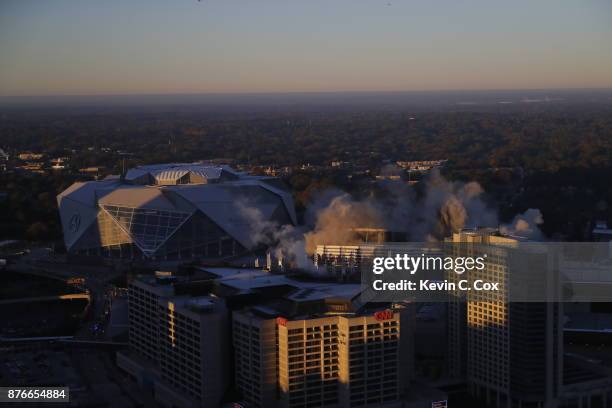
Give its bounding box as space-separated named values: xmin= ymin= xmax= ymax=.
xmin=1 ymin=0 xmax=612 ymax=97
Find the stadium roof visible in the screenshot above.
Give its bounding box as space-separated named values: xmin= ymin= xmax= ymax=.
xmin=57 ymin=163 xmax=296 ymax=257
xmin=124 ymin=162 xmax=240 ymax=185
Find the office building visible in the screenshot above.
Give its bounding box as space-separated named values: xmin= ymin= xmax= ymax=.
xmin=446 ymin=229 xmax=612 ymax=408
xmin=446 ymin=229 xmax=563 ymax=407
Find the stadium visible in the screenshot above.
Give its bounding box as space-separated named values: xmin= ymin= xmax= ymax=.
xmin=56 ymin=163 xmax=296 ymax=260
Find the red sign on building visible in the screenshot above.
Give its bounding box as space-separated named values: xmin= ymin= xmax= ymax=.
xmin=276 ymin=317 xmax=288 ymax=326
xmin=374 ymin=310 xmax=394 ymax=321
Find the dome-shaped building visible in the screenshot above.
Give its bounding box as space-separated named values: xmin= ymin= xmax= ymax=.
xmin=57 ymin=163 xmax=296 ymax=260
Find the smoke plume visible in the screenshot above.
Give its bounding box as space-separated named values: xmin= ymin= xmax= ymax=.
xmin=303 ymin=194 xmax=383 ymax=253
xmin=235 ymin=200 xmax=317 ymax=271
xmin=237 ymin=170 xmax=543 ymax=270
xmin=500 ymin=208 xmax=544 ymax=239
xmin=381 ymin=169 xmax=497 ymax=240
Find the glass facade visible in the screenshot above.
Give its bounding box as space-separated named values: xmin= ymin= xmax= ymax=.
xmin=101 ymin=205 xmax=192 ymax=254
xmin=97 ymin=207 xmax=133 ymax=248
xmin=71 ymin=207 xmax=245 ymax=261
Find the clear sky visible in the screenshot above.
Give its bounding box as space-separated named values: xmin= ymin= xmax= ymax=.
xmin=1 ymin=0 xmax=611 ymax=96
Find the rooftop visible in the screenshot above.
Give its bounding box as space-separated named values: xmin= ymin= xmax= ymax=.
xmin=199 ymin=267 xmax=362 ymax=300
xmin=124 ymin=162 xmax=241 ymax=186
xmin=136 ymin=267 xmax=363 ymax=311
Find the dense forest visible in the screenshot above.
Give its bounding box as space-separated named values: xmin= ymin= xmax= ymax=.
xmin=2 ymin=107 xmax=611 ymax=170
xmin=1 ymin=104 xmax=611 ymax=242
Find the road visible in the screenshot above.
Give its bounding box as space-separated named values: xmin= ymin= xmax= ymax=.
xmin=8 ymin=250 xmax=158 ymax=407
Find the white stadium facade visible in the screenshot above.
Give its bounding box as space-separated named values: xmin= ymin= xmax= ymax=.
xmin=57 ymin=163 xmax=296 ymax=260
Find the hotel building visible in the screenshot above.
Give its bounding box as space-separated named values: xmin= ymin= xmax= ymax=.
xmin=119 ymin=267 xmax=418 ymax=408
xmin=233 ymin=285 xmax=415 ymax=408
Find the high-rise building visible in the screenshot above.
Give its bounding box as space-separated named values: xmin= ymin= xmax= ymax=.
xmin=446 ymin=229 xmax=564 ymax=408
xmin=119 ymin=272 xmax=229 ymax=408
xmin=233 ymin=286 xmax=415 ymax=408
xmin=119 ymin=268 xmax=418 ymax=408
xmin=126 ymin=272 xmax=175 ymax=363
xmin=155 ymin=296 xmax=229 ymax=407
xmin=306 ymin=232 xmax=612 ymax=407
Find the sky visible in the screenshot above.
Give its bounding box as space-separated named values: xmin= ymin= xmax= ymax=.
xmin=1 ymin=0 xmax=611 ymax=96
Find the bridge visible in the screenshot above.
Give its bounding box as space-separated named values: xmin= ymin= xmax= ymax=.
xmin=0 ymin=293 xmax=91 ymax=305
xmin=0 ymin=335 xmax=127 ymax=348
